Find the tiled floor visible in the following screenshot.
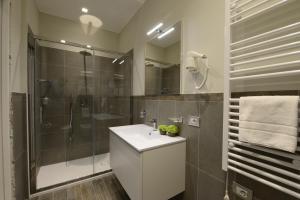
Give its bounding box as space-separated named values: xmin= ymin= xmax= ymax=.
xmin=33 ymin=174 xmax=130 ymax=200
xmin=37 ymin=153 xmax=111 ymax=189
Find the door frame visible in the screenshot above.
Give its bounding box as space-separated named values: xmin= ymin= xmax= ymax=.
xmin=0 ymin=0 xmax=13 ymax=199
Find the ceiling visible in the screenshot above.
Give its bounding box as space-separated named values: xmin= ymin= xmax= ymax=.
xmin=35 ymin=0 xmax=146 ymax=33
xmin=149 ymin=22 xmax=181 ymax=48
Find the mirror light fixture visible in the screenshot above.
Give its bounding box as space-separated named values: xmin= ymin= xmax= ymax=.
xmin=81 ymin=7 xmax=88 ymax=13
xmin=158 ymin=27 xmax=175 ymax=39
xmin=60 ymin=39 xmax=66 ymax=44
xmin=147 ymin=23 xmax=163 ymax=36
xmin=112 ymin=58 xmax=118 ymax=63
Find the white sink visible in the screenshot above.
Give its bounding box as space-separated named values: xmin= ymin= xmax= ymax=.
xmin=109 ymin=124 xmax=186 ymax=152
xmin=109 ymin=124 xmax=186 ymax=200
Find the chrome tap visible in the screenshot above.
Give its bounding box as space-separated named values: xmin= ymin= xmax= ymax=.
xmin=149 ymin=118 xmax=158 ymax=130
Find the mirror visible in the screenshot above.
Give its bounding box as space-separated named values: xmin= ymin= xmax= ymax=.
xmin=145 ymin=22 xmax=181 ymax=95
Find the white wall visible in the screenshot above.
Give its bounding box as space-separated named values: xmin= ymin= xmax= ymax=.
xmin=165 ymin=42 xmax=180 ymax=64
xmin=10 ymin=0 xmax=39 ymax=93
xmin=145 ymin=43 xmax=165 ymax=62
xmin=119 ymin=0 xmax=225 ymax=95
xmin=146 ymin=42 xmax=180 ymax=65
xmin=26 ymin=0 xmax=39 ymax=35
xmin=10 ymin=0 xmax=25 ymax=93
xmin=39 ymin=13 xmax=120 ymax=52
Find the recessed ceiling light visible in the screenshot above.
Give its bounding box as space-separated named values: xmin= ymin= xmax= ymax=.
xmin=158 ymin=27 xmax=175 ymax=39
xmin=86 ymin=44 xmax=92 ymax=48
xmin=81 ymin=7 xmax=88 ymax=13
xmin=119 ymin=60 xmax=125 ymax=65
xmin=147 ymin=23 xmax=163 ymax=36
xmin=112 ymin=58 xmax=118 ymax=63
xmin=60 ymin=40 xmax=66 ymax=44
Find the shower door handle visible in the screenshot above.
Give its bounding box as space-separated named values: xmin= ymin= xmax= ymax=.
xmin=69 ymin=102 xmax=73 ymax=129
xmin=68 ymin=98 xmax=74 ymax=144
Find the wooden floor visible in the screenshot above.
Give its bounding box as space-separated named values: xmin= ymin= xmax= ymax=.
xmin=32 ymin=174 xmax=130 ymax=200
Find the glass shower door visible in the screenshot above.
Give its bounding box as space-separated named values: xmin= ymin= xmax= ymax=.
xmin=33 ymin=42 xmax=96 ymax=189
xmin=92 ymin=51 xmax=133 ymax=175
xmin=64 ymin=48 xmax=95 ymax=179
xmin=31 ymin=39 xmax=133 ymax=192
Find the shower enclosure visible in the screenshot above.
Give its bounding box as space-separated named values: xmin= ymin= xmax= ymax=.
xmin=28 ymin=38 xmax=132 ymax=194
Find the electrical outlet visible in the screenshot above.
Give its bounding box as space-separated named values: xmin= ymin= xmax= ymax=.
xmin=232 ymin=182 xmax=253 ymax=200
xmin=187 ymin=116 xmax=200 ymax=127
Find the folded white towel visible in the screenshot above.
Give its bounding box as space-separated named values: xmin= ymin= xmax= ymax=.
xmin=238 ymin=96 xmax=299 ymax=153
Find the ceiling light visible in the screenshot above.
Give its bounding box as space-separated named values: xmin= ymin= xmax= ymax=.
xmin=81 ymin=7 xmax=88 ymax=13
xmin=80 ymin=15 xmax=103 ymax=28
xmin=86 ymin=44 xmax=92 ymax=48
xmin=112 ymin=58 xmax=118 ymax=63
xmin=60 ymin=40 xmax=66 ymax=44
xmin=158 ymin=27 xmax=175 ymax=39
xmin=119 ymin=60 xmax=125 ymax=65
xmin=147 ymin=23 xmax=163 ymax=36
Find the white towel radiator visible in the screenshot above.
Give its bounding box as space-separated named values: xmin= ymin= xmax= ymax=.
xmin=223 ymin=0 xmax=300 ymax=198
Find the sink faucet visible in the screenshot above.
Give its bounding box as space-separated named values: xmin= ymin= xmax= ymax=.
xmin=149 ymin=118 xmax=158 ymax=130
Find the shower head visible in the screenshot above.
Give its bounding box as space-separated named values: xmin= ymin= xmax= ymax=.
xmin=79 ymin=51 xmax=92 ymax=56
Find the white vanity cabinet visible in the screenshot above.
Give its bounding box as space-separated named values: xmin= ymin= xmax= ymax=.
xmin=109 ymin=124 xmax=186 ymax=200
